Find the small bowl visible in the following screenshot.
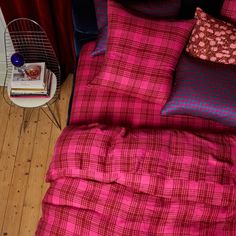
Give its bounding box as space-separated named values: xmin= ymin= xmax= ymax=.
xmin=25 ymin=65 xmax=41 ymax=80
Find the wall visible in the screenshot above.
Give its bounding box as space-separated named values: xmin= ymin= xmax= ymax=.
xmin=0 ymin=8 xmax=6 ymax=86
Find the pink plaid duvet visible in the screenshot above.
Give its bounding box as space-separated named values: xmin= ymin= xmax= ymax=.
xmin=37 ymin=41 xmax=236 ymax=235
xmin=37 ymin=124 xmax=236 ymax=235
xmin=69 ymin=41 xmax=236 ymax=133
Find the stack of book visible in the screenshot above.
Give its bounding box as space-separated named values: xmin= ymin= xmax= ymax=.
xmin=10 ymin=62 xmax=52 ymax=98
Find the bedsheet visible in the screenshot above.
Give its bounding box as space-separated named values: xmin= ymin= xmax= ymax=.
xmin=36 ymin=124 xmax=236 ymax=235
xmin=69 ymin=41 xmax=236 ymax=133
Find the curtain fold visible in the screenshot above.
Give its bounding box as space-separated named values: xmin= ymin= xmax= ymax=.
xmin=0 ymin=0 xmax=75 ymax=82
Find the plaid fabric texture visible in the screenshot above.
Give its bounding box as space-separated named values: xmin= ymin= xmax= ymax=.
xmin=90 ymin=0 xmax=195 ymax=104
xmin=92 ymin=0 xmax=182 ymax=56
xmin=69 ymin=41 xmax=236 ymax=133
xmin=92 ymin=0 xmax=108 ymax=56
xmin=221 ymin=0 xmax=236 ymax=23
xmin=161 ymin=54 xmax=236 ymax=127
xmin=37 ymin=124 xmax=236 ymax=235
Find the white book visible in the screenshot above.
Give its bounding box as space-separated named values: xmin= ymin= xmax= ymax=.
xmin=10 ymin=62 xmax=46 ymax=89
xmin=10 ymin=69 xmax=52 ymax=97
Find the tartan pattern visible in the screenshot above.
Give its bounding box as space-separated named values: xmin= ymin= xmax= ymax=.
xmin=69 ymin=41 xmax=236 ymax=133
xmin=161 ymin=54 xmax=236 ymax=127
xmin=37 ymin=125 xmax=236 ymax=235
xmin=91 ymin=25 xmax=108 ymax=56
xmin=90 ymin=0 xmax=195 ymax=104
xmin=93 ymin=0 xmax=107 ymax=32
xmin=92 ymin=0 xmax=108 ymax=56
xmin=92 ymin=0 xmax=182 ymax=56
xmin=221 ymin=0 xmax=236 ymax=23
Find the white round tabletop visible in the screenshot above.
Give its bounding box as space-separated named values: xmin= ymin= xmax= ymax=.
xmin=8 ymin=70 xmax=57 ymax=108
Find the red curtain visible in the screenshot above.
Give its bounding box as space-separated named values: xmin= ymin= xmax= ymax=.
xmin=0 ymin=0 xmax=76 ymax=82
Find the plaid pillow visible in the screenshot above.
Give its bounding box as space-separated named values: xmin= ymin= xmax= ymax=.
xmin=70 ymin=41 xmax=235 ymax=133
xmin=92 ymin=0 xmax=108 ymax=56
xmin=161 ymin=54 xmax=236 ymax=127
xmin=221 ymin=0 xmax=236 ymax=23
xmin=92 ymin=0 xmax=183 ymax=56
xmin=90 ymin=0 xmax=195 ymax=104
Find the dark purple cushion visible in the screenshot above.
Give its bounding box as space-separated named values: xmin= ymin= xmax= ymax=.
xmin=92 ymin=0 xmax=182 ymax=56
xmin=161 ymin=54 xmax=236 ymax=127
xmin=92 ymin=0 xmax=108 ymax=56
xmin=117 ymin=0 xmax=182 ymax=18
xmin=180 ymin=0 xmax=224 ymax=18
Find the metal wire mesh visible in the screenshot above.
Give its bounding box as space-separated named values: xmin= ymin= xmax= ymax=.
xmin=3 ymin=18 xmax=60 ymax=106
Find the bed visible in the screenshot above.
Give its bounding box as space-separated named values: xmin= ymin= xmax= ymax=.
xmin=36 ymin=0 xmax=236 ymax=235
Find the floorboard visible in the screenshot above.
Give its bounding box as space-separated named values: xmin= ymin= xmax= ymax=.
xmin=0 ymin=74 xmax=73 ymax=236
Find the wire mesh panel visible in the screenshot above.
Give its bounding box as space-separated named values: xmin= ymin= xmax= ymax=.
xmin=3 ymin=18 xmax=60 ymax=106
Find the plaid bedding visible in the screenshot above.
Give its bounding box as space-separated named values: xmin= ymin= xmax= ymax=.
xmin=37 ymin=39 xmax=236 ymax=235
xmin=69 ymin=41 xmax=235 ymax=133
xmin=36 ymin=124 xmax=236 ymax=235
xmin=221 ymin=0 xmax=236 ymax=23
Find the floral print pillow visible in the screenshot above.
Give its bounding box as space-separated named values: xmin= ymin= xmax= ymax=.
xmin=186 ymin=8 xmax=236 ymax=65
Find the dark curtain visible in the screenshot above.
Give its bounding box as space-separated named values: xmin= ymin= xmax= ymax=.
xmin=72 ymin=0 xmax=98 ymax=57
xmin=0 ymin=0 xmax=76 ymax=83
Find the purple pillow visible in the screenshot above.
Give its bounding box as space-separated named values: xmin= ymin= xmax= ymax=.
xmin=117 ymin=0 xmax=181 ymax=18
xmin=161 ymin=54 xmax=236 ymax=127
xmin=92 ymin=0 xmax=108 ymax=56
xmin=180 ymin=0 xmax=224 ymax=18
xmin=92 ymin=0 xmax=182 ymax=56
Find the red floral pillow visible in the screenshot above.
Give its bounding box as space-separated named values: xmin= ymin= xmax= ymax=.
xmin=221 ymin=0 xmax=236 ymax=23
xmin=90 ymin=0 xmax=195 ymax=104
xmin=186 ymin=8 xmax=236 ymax=65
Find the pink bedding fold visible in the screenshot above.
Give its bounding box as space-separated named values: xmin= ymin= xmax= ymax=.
xmin=36 ymin=125 xmax=236 ymax=235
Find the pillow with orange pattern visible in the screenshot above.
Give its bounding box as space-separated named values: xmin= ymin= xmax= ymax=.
xmin=185 ymin=7 xmax=236 ymax=65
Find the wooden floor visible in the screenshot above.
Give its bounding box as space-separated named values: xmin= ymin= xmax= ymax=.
xmin=0 ymin=74 xmax=73 ymax=236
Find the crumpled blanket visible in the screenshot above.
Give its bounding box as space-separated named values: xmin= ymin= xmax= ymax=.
xmin=36 ymin=124 xmax=236 ymax=235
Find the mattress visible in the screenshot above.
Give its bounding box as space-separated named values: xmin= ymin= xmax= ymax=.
xmin=69 ymin=41 xmax=235 ymax=133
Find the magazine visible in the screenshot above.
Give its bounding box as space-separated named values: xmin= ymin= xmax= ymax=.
xmin=10 ymin=62 xmax=46 ymax=89
xmin=10 ymin=65 xmax=52 ymax=98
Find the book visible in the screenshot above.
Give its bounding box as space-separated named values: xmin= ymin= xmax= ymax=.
xmin=10 ymin=62 xmax=46 ymax=90
xmin=10 ymin=69 xmax=52 ymax=98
